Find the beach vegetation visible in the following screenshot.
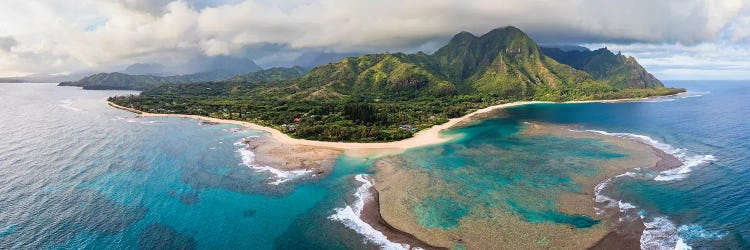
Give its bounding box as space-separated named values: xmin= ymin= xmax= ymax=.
xmin=109 ymin=26 xmax=685 ymax=142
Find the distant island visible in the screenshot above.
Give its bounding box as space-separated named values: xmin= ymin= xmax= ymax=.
xmin=107 ymin=26 xmax=685 ymax=142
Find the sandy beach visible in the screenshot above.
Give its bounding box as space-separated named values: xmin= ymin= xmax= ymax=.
xmin=108 ymin=100 xmax=547 ymax=152
xmin=108 ymin=95 xmax=673 ymax=153
xmin=108 ymin=96 xmax=686 ymax=248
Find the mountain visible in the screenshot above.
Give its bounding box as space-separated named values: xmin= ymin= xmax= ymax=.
xmin=123 ymin=63 xmax=168 ymax=75
xmin=541 ymin=45 xmax=591 ymax=52
xmin=122 ymin=56 xmax=262 ymax=76
xmin=292 ymin=51 xmax=362 ymax=68
xmin=110 ymin=26 xmax=684 ymax=142
xmin=431 ymin=27 xmax=595 ymax=97
xmin=285 ymin=27 xmax=610 ymax=100
xmin=184 ymin=56 xmax=262 ymax=76
xmin=143 ymin=67 xmax=312 ymax=99
xmin=0 ymin=78 xmax=25 ymax=83
xmin=293 ymin=52 xmax=455 ymax=98
xmin=229 ymin=66 xmax=308 ymax=83
xmin=1 ymin=72 xmax=95 ymax=83
xmin=59 ymin=70 xmax=242 ymax=90
xmin=541 ymin=47 xmax=663 ymax=89
xmin=63 ymin=56 xmax=264 ymax=90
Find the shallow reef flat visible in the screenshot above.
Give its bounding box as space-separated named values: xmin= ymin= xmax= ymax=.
xmin=371 ymin=122 xmax=671 ymax=249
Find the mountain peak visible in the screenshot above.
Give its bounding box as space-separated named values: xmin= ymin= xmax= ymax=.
xmin=541 ymin=46 xmax=664 ymax=88
xmin=450 ymin=31 xmax=477 ymax=42
xmin=484 ymin=26 xmax=526 ymax=37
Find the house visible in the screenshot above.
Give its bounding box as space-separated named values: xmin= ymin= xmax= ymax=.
xmin=399 ymin=125 xmax=416 ymax=131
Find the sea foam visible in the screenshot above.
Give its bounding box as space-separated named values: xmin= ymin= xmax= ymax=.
xmin=236 ymin=137 xmax=311 ymax=185
xmin=328 ymin=174 xmax=410 ymax=250
xmin=593 ymin=171 xmax=641 ymax=215
xmin=641 ymin=216 xmax=683 ymax=250
xmin=640 ymin=217 xmax=725 ymax=250
xmin=580 ymin=129 xmax=719 ymax=249
xmin=584 ymin=130 xmax=715 ymax=181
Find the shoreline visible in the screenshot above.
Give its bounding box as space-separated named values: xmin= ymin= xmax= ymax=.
xmin=366 ymin=123 xmax=686 ymax=249
xmin=359 ymin=185 xmax=447 ymax=250
xmin=107 ymin=94 xmax=676 ymax=153
xmin=108 ymin=94 xmax=688 ymax=248
xmin=108 ymin=100 xmax=539 ymax=151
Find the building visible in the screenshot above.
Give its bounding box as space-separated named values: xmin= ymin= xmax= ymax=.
xmin=399 ymin=125 xmax=416 ymax=131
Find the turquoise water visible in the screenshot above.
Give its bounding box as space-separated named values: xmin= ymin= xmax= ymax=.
xmin=393 ymin=121 xmax=629 ymax=230
xmin=0 ymin=81 xmax=746 ymax=249
xmin=415 ymin=197 xmax=469 ymax=229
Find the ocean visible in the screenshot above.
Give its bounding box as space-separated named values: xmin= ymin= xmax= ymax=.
xmin=0 ymin=81 xmax=746 ymax=249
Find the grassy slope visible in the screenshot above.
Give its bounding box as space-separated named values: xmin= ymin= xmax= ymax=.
xmin=109 ymin=27 xmax=685 ymax=142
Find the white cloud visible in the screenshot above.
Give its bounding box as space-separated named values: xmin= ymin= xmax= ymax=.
xmin=586 ymin=42 xmax=750 ymax=80
xmin=0 ymin=0 xmax=748 ymax=79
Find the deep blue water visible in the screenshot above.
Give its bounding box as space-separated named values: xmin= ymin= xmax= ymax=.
xmin=0 ymin=81 xmax=747 ymax=249
xmin=492 ymin=81 xmax=750 ymax=249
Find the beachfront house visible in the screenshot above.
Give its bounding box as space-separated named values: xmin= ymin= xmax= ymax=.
xmin=399 ymin=125 xmax=416 ymax=131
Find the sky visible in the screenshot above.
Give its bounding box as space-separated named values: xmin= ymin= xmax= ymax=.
xmin=0 ymin=0 xmax=748 ymax=80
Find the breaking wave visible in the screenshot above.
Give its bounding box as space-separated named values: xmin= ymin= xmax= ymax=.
xmin=640 ymin=217 xmax=725 ymax=250
xmin=583 ymin=129 xmax=722 ymax=250
xmin=584 ymin=130 xmax=716 ymax=181
xmin=236 ymin=137 xmax=310 ymax=185
xmin=328 ymin=174 xmax=410 ymax=250
xmin=593 ymin=171 xmax=641 ymax=215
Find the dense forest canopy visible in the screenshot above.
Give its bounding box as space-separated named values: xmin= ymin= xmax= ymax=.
xmin=108 ymin=26 xmax=685 ymax=142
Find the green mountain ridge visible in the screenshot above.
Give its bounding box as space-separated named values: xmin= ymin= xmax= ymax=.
xmin=433 ymin=27 xmax=597 ymax=98
xmin=295 ymin=52 xmax=454 ymax=97
xmin=138 ymin=66 xmax=312 ymax=98
xmin=229 ymin=66 xmax=308 ymax=83
xmin=59 ymin=70 xmax=248 ymax=90
xmin=109 ymin=26 xmax=684 ymax=142
xmin=541 ymin=47 xmax=663 ymax=89
xmin=277 ymin=27 xmax=664 ymax=101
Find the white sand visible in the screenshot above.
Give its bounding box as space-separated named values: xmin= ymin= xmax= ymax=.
xmin=109 ymin=101 xmax=546 ymax=151
xmin=108 ymin=95 xmax=673 ymax=154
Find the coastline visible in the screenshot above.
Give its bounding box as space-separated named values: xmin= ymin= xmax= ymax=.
xmin=366 ymin=123 xmax=686 ymax=249
xmin=108 ymin=94 xmax=690 ymax=249
xmin=108 ymin=100 xmax=543 ymax=152
xmin=107 ymin=94 xmax=672 ymax=153
xmin=359 ymin=184 xmax=447 ymax=250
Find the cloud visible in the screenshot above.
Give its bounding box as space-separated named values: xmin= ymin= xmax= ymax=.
xmin=0 ymin=36 xmax=17 ymax=51
xmin=587 ymin=42 xmax=750 ymax=80
xmin=0 ymin=0 xmax=748 ymax=79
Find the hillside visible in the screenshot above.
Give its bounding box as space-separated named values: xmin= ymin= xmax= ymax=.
xmin=109 ymin=26 xmax=685 ymax=142
xmin=229 ymin=66 xmax=308 ymax=83
xmin=541 ymin=47 xmax=663 ymax=89
xmin=291 ymin=51 xmax=362 ymax=68
xmin=123 ymin=56 xmax=263 ymax=76
xmin=130 ymin=67 xmax=312 ymax=98
xmin=431 ymin=27 xmax=597 ymax=98
xmin=59 ymin=70 xmax=246 ymax=90
xmin=61 ymin=56 xmax=264 ymax=90
xmin=281 ymin=27 xmax=661 ymax=100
